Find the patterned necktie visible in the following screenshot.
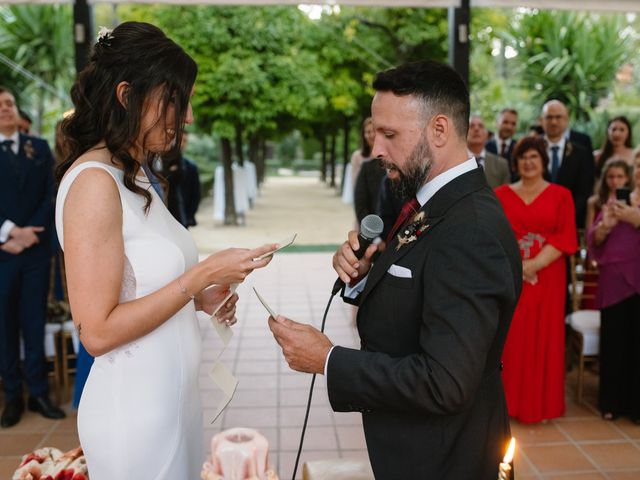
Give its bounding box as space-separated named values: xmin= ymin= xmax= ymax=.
xmin=550 ymin=145 xmax=560 ymax=182
xmin=386 ymin=197 xmax=420 ymax=244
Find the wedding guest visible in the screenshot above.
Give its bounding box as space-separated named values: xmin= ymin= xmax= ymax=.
xmin=351 ymin=117 xmax=375 ymax=190
xmin=594 ymin=116 xmax=635 ymax=177
xmin=162 ymin=132 xmax=201 ymax=228
xmin=56 ymin=22 xmax=276 ymax=479
xmin=585 ymin=159 xmax=631 ymax=230
xmin=0 ymin=86 xmax=65 ymax=428
xmin=541 ymin=99 xmax=595 ymax=229
xmin=485 ymin=108 xmax=519 ymax=177
xmin=467 ymin=115 xmax=510 ymax=188
xmin=587 ymin=154 xmax=640 ymax=424
xmin=345 ymin=117 xmax=375 ymax=210
xmin=495 ymin=136 xmax=577 ymax=423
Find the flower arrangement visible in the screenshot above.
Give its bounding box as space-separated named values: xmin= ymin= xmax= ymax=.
xmin=12 ymin=447 xmax=88 ymax=480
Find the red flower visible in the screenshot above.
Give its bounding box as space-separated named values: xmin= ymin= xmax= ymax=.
xmin=20 ymin=453 xmax=46 ymax=467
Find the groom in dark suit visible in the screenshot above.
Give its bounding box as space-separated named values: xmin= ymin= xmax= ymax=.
xmin=0 ymin=86 xmax=65 ymax=427
xmin=269 ymin=61 xmax=522 ymax=479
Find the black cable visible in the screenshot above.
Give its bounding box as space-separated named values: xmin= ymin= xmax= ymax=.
xmin=291 ymin=291 xmax=336 ymax=480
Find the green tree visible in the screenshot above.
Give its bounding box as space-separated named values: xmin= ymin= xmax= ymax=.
xmin=504 ymin=10 xmax=634 ymax=123
xmin=0 ymin=5 xmax=74 ymax=137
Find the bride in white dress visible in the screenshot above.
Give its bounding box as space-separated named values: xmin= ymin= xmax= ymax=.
xmin=55 ymin=22 xmax=276 ymax=480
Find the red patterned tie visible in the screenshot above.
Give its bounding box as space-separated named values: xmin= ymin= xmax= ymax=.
xmin=386 ymin=197 xmax=420 ymax=243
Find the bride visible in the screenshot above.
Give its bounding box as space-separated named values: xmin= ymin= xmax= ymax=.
xmin=55 ymin=22 xmax=276 ymax=479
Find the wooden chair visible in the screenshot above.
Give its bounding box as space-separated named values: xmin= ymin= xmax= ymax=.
xmin=566 ymin=250 xmax=600 ymax=404
xmin=60 ymin=319 xmax=79 ymax=402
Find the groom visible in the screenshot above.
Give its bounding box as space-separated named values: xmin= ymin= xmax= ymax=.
xmin=269 ymin=61 xmax=522 ymax=478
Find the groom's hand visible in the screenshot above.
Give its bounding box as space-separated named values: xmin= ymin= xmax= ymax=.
xmin=268 ymin=315 xmax=333 ymax=375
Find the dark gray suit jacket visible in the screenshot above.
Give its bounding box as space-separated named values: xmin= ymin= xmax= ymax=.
xmin=482 ymin=152 xmax=511 ymax=189
xmin=329 ymin=168 xmax=522 ymax=479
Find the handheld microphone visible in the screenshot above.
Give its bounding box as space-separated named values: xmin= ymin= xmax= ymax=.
xmin=331 ymin=214 xmax=384 ymax=295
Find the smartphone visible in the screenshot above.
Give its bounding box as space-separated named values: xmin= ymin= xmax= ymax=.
xmin=616 ymin=188 xmax=631 ymax=205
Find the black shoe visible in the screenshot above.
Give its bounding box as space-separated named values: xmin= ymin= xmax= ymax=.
xmin=1 ymin=397 xmax=25 ymax=428
xmin=27 ymin=395 xmax=66 ymax=420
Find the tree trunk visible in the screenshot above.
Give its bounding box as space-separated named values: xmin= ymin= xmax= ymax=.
xmin=221 ymin=137 xmax=237 ymax=225
xmin=257 ymin=138 xmax=267 ymax=184
xmin=341 ymin=117 xmax=351 ymax=194
xmin=320 ymin=134 xmax=327 ymax=183
xmin=234 ymin=124 xmax=244 ymax=166
xmin=329 ymin=131 xmax=337 ymax=189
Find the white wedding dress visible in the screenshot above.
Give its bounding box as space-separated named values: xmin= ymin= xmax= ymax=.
xmin=56 ymin=161 xmax=203 ymax=479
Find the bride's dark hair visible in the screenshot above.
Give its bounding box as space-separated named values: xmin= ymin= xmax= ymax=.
xmin=57 ymin=21 xmax=197 ymax=212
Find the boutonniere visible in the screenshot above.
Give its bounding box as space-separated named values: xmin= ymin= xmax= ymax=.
xmin=565 ymin=141 xmax=573 ymax=157
xmin=24 ymin=139 xmax=35 ymax=160
xmin=396 ymin=211 xmax=430 ymax=251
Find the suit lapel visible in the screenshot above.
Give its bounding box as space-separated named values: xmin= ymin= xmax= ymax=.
xmin=359 ymin=168 xmax=487 ymax=305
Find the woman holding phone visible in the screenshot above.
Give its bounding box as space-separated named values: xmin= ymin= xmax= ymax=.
xmin=585 ymin=158 xmax=632 ymax=229
xmin=587 ymin=155 xmax=640 ymax=423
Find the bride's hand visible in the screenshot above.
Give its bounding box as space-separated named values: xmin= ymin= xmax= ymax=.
xmin=199 ymin=243 xmax=278 ymax=287
xmin=199 ymin=286 xmax=239 ymax=325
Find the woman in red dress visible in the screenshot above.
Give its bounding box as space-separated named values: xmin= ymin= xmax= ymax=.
xmin=495 ymin=136 xmax=578 ymax=423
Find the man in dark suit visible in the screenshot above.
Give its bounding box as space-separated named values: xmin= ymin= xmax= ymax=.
xmin=354 ymin=157 xmax=385 ymax=225
xmin=163 ymin=132 xmax=201 ymax=228
xmin=268 ymin=61 xmax=522 ymax=479
xmin=0 ymin=86 xmax=65 ymax=428
xmin=375 ymin=175 xmax=403 ymax=240
xmin=486 ymin=108 xmax=518 ymax=178
xmin=468 ymin=115 xmax=511 ymax=188
xmin=541 ymin=100 xmax=595 ymax=229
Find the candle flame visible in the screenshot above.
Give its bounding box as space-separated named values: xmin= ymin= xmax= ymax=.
xmin=503 ymin=437 xmax=516 ymax=463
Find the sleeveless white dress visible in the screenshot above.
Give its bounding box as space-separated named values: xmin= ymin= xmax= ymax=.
xmin=56 ymin=161 xmax=203 ymax=480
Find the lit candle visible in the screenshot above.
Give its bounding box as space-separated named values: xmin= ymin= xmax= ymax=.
xmin=498 ymin=437 xmax=516 ymax=480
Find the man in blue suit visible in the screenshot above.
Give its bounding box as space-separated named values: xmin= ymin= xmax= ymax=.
xmin=0 ymin=86 xmax=65 ymax=427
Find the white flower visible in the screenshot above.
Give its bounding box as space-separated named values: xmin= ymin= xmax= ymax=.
xmin=97 ymin=26 xmax=114 ymax=42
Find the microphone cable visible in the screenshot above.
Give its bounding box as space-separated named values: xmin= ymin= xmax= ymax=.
xmin=290 ymin=215 xmax=381 ymax=480
xmin=290 ymin=290 xmax=337 ymax=480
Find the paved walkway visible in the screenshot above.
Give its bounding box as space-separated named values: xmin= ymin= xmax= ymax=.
xmin=190 ymin=175 xmax=356 ymax=253
xmin=1 ymin=177 xmax=640 ymax=479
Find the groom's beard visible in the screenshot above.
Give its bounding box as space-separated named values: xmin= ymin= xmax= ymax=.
xmin=387 ymin=135 xmax=432 ymax=203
